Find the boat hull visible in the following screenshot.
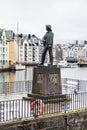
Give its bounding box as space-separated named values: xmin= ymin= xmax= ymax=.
xmin=78 ymin=63 xmax=87 ymax=67
xmin=12 ymin=64 xmax=25 ymax=70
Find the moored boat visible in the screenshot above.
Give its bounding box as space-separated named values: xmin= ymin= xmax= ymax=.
xmin=77 ymin=59 xmax=87 ymax=67
xmin=12 ymin=64 xmax=25 ymax=70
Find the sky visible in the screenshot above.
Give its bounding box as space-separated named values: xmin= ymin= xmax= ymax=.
xmin=0 ymin=0 xmax=87 ymax=44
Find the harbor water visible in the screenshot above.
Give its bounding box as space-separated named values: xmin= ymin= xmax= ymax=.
xmin=14 ymin=66 xmax=87 ymax=81
xmin=1 ymin=66 xmax=87 ymax=82
xmin=0 ymin=66 xmax=87 ymax=99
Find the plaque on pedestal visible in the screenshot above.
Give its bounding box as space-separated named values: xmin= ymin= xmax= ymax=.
xmin=32 ymin=66 xmax=62 ymax=96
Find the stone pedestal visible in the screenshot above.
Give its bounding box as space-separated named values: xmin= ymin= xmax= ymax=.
xmin=32 ymin=66 xmax=62 ymax=96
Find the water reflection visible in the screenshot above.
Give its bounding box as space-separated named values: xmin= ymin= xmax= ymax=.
xmin=0 ymin=66 xmax=87 ymax=82
xmin=0 ymin=67 xmax=33 ymax=82
xmin=0 ymin=67 xmax=87 ymax=98
xmin=0 ymin=81 xmax=32 ymax=98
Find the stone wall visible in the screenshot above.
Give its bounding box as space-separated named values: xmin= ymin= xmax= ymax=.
xmin=1 ymin=110 xmax=87 ymax=130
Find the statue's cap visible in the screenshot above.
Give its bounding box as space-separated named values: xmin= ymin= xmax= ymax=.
xmin=46 ymin=25 xmax=52 ymax=30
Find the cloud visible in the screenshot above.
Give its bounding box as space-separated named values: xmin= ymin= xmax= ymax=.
xmin=0 ymin=0 xmax=87 ymax=43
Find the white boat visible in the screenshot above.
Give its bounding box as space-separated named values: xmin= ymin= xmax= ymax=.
xmin=15 ymin=64 xmax=25 ymax=70
xmin=57 ymin=60 xmax=71 ymax=68
xmin=57 ymin=60 xmax=77 ymax=68
xmin=13 ymin=64 xmax=25 ymax=70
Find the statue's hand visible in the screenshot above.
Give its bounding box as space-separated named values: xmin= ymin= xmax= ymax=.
xmin=41 ymin=40 xmax=46 ymax=46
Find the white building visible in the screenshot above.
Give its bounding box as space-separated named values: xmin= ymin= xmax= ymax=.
xmin=61 ymin=43 xmax=85 ymax=62
xmin=0 ymin=29 xmax=9 ymax=67
xmin=17 ymin=34 xmax=40 ymax=64
xmin=14 ymin=39 xmax=18 ymax=63
xmin=33 ymin=45 xmax=39 ymax=63
xmin=82 ymin=45 xmax=87 ymax=60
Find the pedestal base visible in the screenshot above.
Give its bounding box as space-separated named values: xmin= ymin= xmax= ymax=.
xmin=32 ymin=66 xmax=62 ymax=96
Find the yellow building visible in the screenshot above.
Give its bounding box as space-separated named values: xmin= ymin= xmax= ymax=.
xmin=9 ymin=40 xmax=15 ymax=93
xmin=9 ymin=40 xmax=14 ymax=65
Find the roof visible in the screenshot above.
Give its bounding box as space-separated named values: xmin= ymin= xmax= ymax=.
xmin=5 ymin=30 xmax=14 ymax=40
xmin=0 ymin=30 xmax=2 ymax=37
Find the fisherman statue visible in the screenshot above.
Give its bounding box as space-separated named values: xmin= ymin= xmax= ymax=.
xmin=30 ymin=25 xmax=62 ymax=96
xmin=39 ymin=25 xmax=54 ymax=66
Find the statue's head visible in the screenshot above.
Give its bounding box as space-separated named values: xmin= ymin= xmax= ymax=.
xmin=46 ymin=25 xmax=52 ymax=31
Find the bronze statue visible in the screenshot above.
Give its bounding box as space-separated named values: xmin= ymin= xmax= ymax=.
xmin=39 ymin=25 xmax=54 ymax=65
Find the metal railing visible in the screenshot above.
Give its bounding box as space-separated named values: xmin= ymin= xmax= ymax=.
xmin=0 ymin=80 xmax=32 ymax=95
xmin=0 ymin=78 xmax=87 ymax=96
xmin=62 ymin=78 xmax=87 ymax=94
xmin=0 ymin=92 xmax=87 ymax=122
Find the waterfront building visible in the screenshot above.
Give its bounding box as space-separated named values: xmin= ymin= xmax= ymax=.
xmin=0 ymin=29 xmax=9 ymax=67
xmin=17 ymin=38 xmax=87 ymax=64
xmin=2 ymin=28 xmax=87 ymax=67
xmin=77 ymin=45 xmax=84 ymax=60
xmin=82 ymin=44 xmax=87 ymax=60
xmin=60 ymin=44 xmax=70 ymax=60
xmin=39 ymin=43 xmax=44 ymax=63
xmin=20 ymin=36 xmax=28 ymax=63
xmin=60 ymin=43 xmax=84 ymax=62
xmin=17 ymin=34 xmax=41 ymax=64
xmin=6 ymin=30 xmax=15 ymax=65
xmin=27 ymin=44 xmax=33 ymax=63
xmin=0 ymin=29 xmax=15 ymax=67
xmin=27 ymin=35 xmax=40 ymax=63
xmin=33 ymin=45 xmax=39 ymax=63
xmin=55 ymin=44 xmax=63 ymax=62
xmin=9 ymin=40 xmax=14 ymax=65
xmin=14 ymin=39 xmax=19 ymax=64
xmin=58 ymin=41 xmax=85 ymax=62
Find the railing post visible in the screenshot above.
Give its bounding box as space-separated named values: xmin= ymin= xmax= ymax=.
xmin=28 ymin=80 xmax=29 ymax=93
xmin=4 ymin=82 xmax=8 ymax=96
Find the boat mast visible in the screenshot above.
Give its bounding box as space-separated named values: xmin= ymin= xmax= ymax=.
xmin=17 ymin=22 xmax=20 ymax=64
